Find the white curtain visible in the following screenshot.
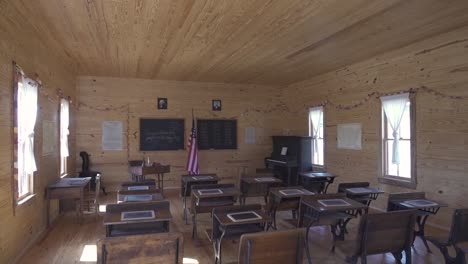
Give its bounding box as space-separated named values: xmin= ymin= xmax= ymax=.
xmin=380 ymin=93 xmax=409 ymax=165
xmin=18 ymin=76 xmax=38 ymax=195
xmin=60 ymin=99 xmax=70 ymax=158
xmin=309 ymin=107 xmax=323 ymax=154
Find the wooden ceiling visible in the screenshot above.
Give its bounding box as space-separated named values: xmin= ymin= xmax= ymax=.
xmin=7 ymin=0 xmax=468 ymax=85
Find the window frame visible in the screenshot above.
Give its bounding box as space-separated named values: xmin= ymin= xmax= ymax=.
xmin=13 ymin=65 xmax=39 ymax=204
xmin=378 ymin=93 xmax=417 ymax=188
xmin=308 ymin=106 xmax=325 ymax=169
xmin=59 ymin=98 xmax=69 ymax=177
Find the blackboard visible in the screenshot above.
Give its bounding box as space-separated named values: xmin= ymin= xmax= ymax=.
xmin=140 ymin=119 xmax=185 ymax=151
xmin=197 ymin=119 xmax=237 ymax=150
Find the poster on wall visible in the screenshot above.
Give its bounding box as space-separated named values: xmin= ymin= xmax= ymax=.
xmin=245 ymin=127 xmax=256 ymax=144
xmin=42 ymin=120 xmax=57 ymax=156
xmin=102 ymin=121 xmax=123 ymax=151
xmin=337 ymin=123 xmax=362 ymax=150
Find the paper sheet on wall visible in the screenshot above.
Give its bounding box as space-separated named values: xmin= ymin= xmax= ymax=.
xmin=42 ymin=120 xmax=57 ymax=156
xmin=245 ymin=127 xmax=256 ymax=144
xmin=337 ymin=123 xmax=362 ymax=150
xmin=102 ymin=121 xmax=123 ymax=151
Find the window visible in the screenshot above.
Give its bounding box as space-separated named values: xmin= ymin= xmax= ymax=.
xmin=380 ymin=93 xmax=416 ymax=187
xmin=308 ymin=106 xmax=324 ymax=166
xmin=16 ymin=74 xmax=39 ymax=200
xmin=60 ymin=99 xmax=70 ymax=176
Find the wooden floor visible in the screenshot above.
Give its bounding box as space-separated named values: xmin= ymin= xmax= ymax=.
xmin=19 ymin=189 xmax=448 ymax=264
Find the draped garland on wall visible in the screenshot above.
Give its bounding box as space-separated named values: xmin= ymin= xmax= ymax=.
xmin=308 ymin=86 xmax=468 ymax=110
xmin=13 ymin=61 xmax=73 ymax=104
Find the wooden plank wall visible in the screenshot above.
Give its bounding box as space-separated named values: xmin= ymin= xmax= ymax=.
xmin=281 ymin=25 xmax=468 ymax=228
xmin=0 ymin=2 xmax=78 ymax=263
xmin=76 ymin=77 xmax=283 ymax=191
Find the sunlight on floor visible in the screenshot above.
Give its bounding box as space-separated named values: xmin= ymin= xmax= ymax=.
xmin=183 ymin=257 xmax=200 ymax=264
xmin=99 ymin=205 xmax=107 ymax=212
xmin=78 ymin=243 xmax=198 ymax=263
xmin=80 ymin=244 xmax=97 ymax=262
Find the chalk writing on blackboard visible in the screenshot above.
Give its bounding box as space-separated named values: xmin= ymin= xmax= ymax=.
xmin=140 ymin=119 xmax=184 ymax=151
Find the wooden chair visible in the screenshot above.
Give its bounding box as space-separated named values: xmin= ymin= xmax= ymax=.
xmin=128 ymin=160 xmax=144 ymax=182
xmin=336 ymin=210 xmax=416 ymax=264
xmin=190 ymin=184 xmax=237 ymax=239
xmin=238 ymin=228 xmax=308 ymax=264
xmin=427 ymin=208 xmax=468 ymax=264
xmin=77 ymin=173 xmax=101 ymax=217
xmin=79 ymin=151 xmax=107 ymax=194
xmin=97 ymin=232 xmax=183 ymax=264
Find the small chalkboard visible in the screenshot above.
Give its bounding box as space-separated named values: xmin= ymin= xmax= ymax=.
xmin=128 ymin=186 xmax=149 ymax=191
xmin=318 ymin=199 xmax=351 ymax=207
xmin=197 ymin=119 xmax=237 ymax=150
xmin=192 ymin=176 xmax=214 ymax=181
xmin=198 ymin=189 xmax=223 ymax=195
xmin=124 ymin=194 xmax=153 ymax=202
xmin=121 ymin=210 xmax=155 ymax=221
xmin=279 ymin=189 xmax=305 ymax=196
xmin=254 ymin=177 xmax=277 ymax=182
xmin=140 ymin=119 xmax=184 ymax=151
xmin=227 ymin=211 xmax=262 ymax=222
xmin=402 ymin=199 xmax=438 ymax=207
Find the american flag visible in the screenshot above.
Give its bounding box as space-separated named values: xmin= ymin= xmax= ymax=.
xmin=186 ymin=116 xmax=199 ymax=175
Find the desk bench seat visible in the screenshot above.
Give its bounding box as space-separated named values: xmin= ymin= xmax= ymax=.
xmin=219 ymin=224 xmax=264 ymax=240
xmin=109 ymin=221 xmax=168 ymax=237
xmin=197 ymin=198 xmax=235 ymax=208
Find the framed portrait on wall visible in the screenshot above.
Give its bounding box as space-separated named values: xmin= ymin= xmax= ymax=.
xmin=212 ymin=99 xmax=222 ymax=111
xmin=157 ymin=98 xmax=168 ymax=109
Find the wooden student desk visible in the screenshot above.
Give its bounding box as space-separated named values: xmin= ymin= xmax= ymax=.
xmin=210 ymin=205 xmax=271 ymax=264
xmin=103 ymin=200 xmax=172 ymax=237
xmin=298 ymin=171 xmax=337 ymax=193
xmin=180 ymin=174 xmax=219 ymax=222
xmin=190 ymin=184 xmax=239 ymax=239
xmin=117 ymin=189 xmax=164 ymax=203
xmin=389 ymin=197 xmax=447 ymax=253
xmin=298 ymin=195 xmax=368 ymax=258
xmin=344 ymin=186 xmax=384 ymax=206
xmin=239 ymin=176 xmax=283 ymax=205
xmin=267 ymin=186 xmax=314 ymax=229
xmin=46 ymin=177 xmax=92 ymax=227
